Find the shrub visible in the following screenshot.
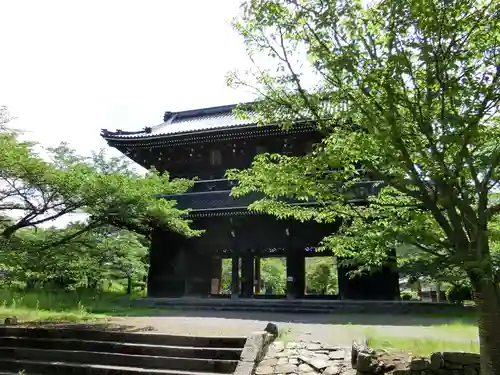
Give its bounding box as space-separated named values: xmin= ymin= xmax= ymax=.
xmin=401 ymin=291 xmax=414 ymax=300
xmin=446 ymin=284 xmax=473 ymax=305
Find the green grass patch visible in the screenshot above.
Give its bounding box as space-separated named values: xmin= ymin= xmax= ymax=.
xmin=0 ymin=288 xmax=164 ymax=323
xmin=366 ymin=334 xmax=479 ymax=356
xmin=428 ymin=320 xmax=477 ymax=338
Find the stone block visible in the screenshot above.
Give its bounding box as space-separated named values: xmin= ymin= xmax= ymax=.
xmin=298 ymin=363 xmax=315 ymax=373
xmin=240 ymin=332 xmax=267 ymax=362
xmin=410 ymin=358 xmax=430 ymax=371
xmin=306 ymin=343 xmax=322 ymax=351
xmin=351 ymin=341 xmax=368 ymax=368
xmin=443 ymin=361 xmax=464 ymax=370
xmin=329 ymin=350 xmax=345 ymax=360
xmin=313 ymin=353 xmax=330 ymax=362
xmin=430 ymin=353 xmax=443 ymax=370
xmin=356 ymin=351 xmax=375 ymax=372
xmin=463 ymin=366 xmax=478 ymax=375
xmin=323 ymin=364 xmax=341 ymax=375
xmin=442 ymin=352 xmax=480 ymax=366
xmin=274 ymin=363 xmax=297 ymax=374
xmin=392 ymin=370 xmax=411 ymax=375
xmin=265 ymin=322 xmax=279 ymax=337
xmin=299 ymin=355 xmax=328 ymax=371
xmin=260 ymin=358 xmax=279 ymax=367
xmin=278 ymin=357 xmax=289 ymax=365
xmin=309 ymin=358 xmax=329 ymax=370
xmin=255 ymin=364 xmax=275 ymax=375
xmin=234 ymin=361 xmax=256 ymax=375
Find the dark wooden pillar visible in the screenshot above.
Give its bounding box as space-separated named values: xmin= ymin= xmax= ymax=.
xmin=240 ymin=252 xmax=254 ymax=298
xmin=147 ymin=228 xmax=186 ymax=298
xmin=286 ymin=249 xmax=306 ymax=299
xmin=231 ymin=254 xmax=240 ymax=298
xmin=377 ymin=248 xmax=400 ymax=300
xmin=337 ymin=251 xmax=400 ymax=300
xmin=185 ymin=250 xmax=214 ymax=297
xmin=337 ymin=260 xmax=356 ymax=300
xmin=254 ymin=256 xmax=261 ymax=295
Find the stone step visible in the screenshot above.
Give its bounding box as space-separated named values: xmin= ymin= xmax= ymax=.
xmin=150 ymin=303 xmax=361 ymax=314
xmin=0 ymin=337 xmax=241 ymax=360
xmin=0 ymin=347 xmax=238 ymax=374
xmin=0 ymin=327 xmax=246 ymax=348
xmin=0 ymin=358 xmax=230 ymax=375
xmin=155 ymin=303 xmax=336 ymax=314
xmin=145 ymin=299 xmax=469 ymax=314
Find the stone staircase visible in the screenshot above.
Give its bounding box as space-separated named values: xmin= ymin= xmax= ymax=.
xmin=142 ymin=298 xmax=470 ymax=315
xmin=0 ymin=326 xmax=246 ymax=375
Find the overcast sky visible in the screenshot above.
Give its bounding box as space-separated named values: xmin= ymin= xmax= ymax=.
xmin=0 ymin=0 xmax=255 ymax=156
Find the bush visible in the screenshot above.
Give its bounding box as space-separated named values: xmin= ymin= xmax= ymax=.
xmin=401 ymin=291 xmax=413 ymax=300
xmin=446 ymin=284 xmax=473 ymax=305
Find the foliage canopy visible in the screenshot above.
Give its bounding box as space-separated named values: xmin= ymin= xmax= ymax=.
xmin=228 ymin=0 xmax=500 ymax=372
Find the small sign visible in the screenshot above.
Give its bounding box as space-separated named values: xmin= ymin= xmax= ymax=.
xmin=287 ymin=276 xmax=294 ymax=282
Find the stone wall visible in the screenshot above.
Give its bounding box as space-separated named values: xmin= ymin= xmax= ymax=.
xmin=352 ymin=342 xmax=480 ymax=375
xmin=253 ymin=338 xmax=480 ymax=375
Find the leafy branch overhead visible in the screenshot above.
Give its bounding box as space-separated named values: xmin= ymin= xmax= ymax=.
xmin=0 ymin=108 xmax=200 ymax=242
xmin=228 ymin=0 xmax=500 ymax=264
xmin=228 ymin=1 xmax=500 ymax=371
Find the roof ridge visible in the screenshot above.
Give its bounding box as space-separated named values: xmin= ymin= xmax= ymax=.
xmin=163 ymin=102 xmax=255 ymax=121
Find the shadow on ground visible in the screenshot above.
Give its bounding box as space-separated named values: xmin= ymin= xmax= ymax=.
xmin=16 ymin=321 xmax=156 ymax=332
xmin=109 ymin=309 xmax=477 ymax=327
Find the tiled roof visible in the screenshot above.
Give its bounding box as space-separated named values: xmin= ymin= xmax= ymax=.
xmin=100 ymin=103 xmax=257 ymax=140
xmin=100 ymin=99 xmax=343 ymax=141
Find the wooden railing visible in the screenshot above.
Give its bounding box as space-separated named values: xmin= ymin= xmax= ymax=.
xmin=157 ymin=180 xmax=383 ymax=212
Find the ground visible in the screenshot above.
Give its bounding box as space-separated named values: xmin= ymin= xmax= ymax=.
xmin=0 ymin=289 xmax=479 ymax=356
xmin=109 ymin=310 xmax=479 ymax=354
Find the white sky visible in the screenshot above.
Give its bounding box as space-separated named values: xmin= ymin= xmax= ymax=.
xmin=0 ymin=0 xmax=258 ymax=227
xmin=0 ymin=0 xmax=256 ymax=156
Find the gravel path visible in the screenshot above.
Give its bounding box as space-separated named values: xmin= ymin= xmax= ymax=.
xmin=110 ymin=311 xmax=478 ymax=346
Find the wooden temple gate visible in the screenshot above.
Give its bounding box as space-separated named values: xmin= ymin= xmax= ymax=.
xmin=101 ymin=103 xmax=401 ymax=301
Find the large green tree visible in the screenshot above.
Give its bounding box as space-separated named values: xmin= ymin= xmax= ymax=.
xmin=306 ymin=258 xmax=338 ymax=294
xmin=0 ymin=224 xmax=149 ymax=293
xmin=0 ymin=108 xmax=198 ymax=243
xmin=0 ymin=106 xmax=200 ymax=293
xmin=227 ymin=0 xmax=500 ymax=372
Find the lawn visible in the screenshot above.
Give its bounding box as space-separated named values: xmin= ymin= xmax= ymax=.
xmin=363 ymin=316 xmax=479 ymax=356
xmin=366 ymin=334 xmax=479 ymax=356
xmin=0 ymin=288 xmax=162 ymax=323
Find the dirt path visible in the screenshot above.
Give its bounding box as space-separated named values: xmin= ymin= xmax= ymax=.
xmin=110 ymin=310 xmax=478 ymax=345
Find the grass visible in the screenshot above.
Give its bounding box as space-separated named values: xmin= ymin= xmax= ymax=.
xmin=427 ymin=320 xmax=478 ymax=338
xmin=366 ymin=334 xmax=479 ymax=356
xmin=0 ymin=288 xmax=164 ymax=323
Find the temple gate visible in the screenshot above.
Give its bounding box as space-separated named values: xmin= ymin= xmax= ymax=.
xmin=101 ymin=103 xmax=400 ymax=300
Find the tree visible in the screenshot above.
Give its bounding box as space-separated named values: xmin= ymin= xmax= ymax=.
xmin=227 ymin=0 xmax=500 ymax=372
xmin=0 ymin=109 xmax=198 ymax=244
xmin=261 ymin=258 xmax=286 ymax=294
xmin=0 ymin=224 xmax=149 ymax=292
xmin=306 ymin=258 xmax=338 ymax=294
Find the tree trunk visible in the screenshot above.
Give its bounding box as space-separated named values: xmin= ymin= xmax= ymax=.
xmin=127 ymin=276 xmax=132 ymax=295
xmin=471 ymin=275 xmax=500 ymax=375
